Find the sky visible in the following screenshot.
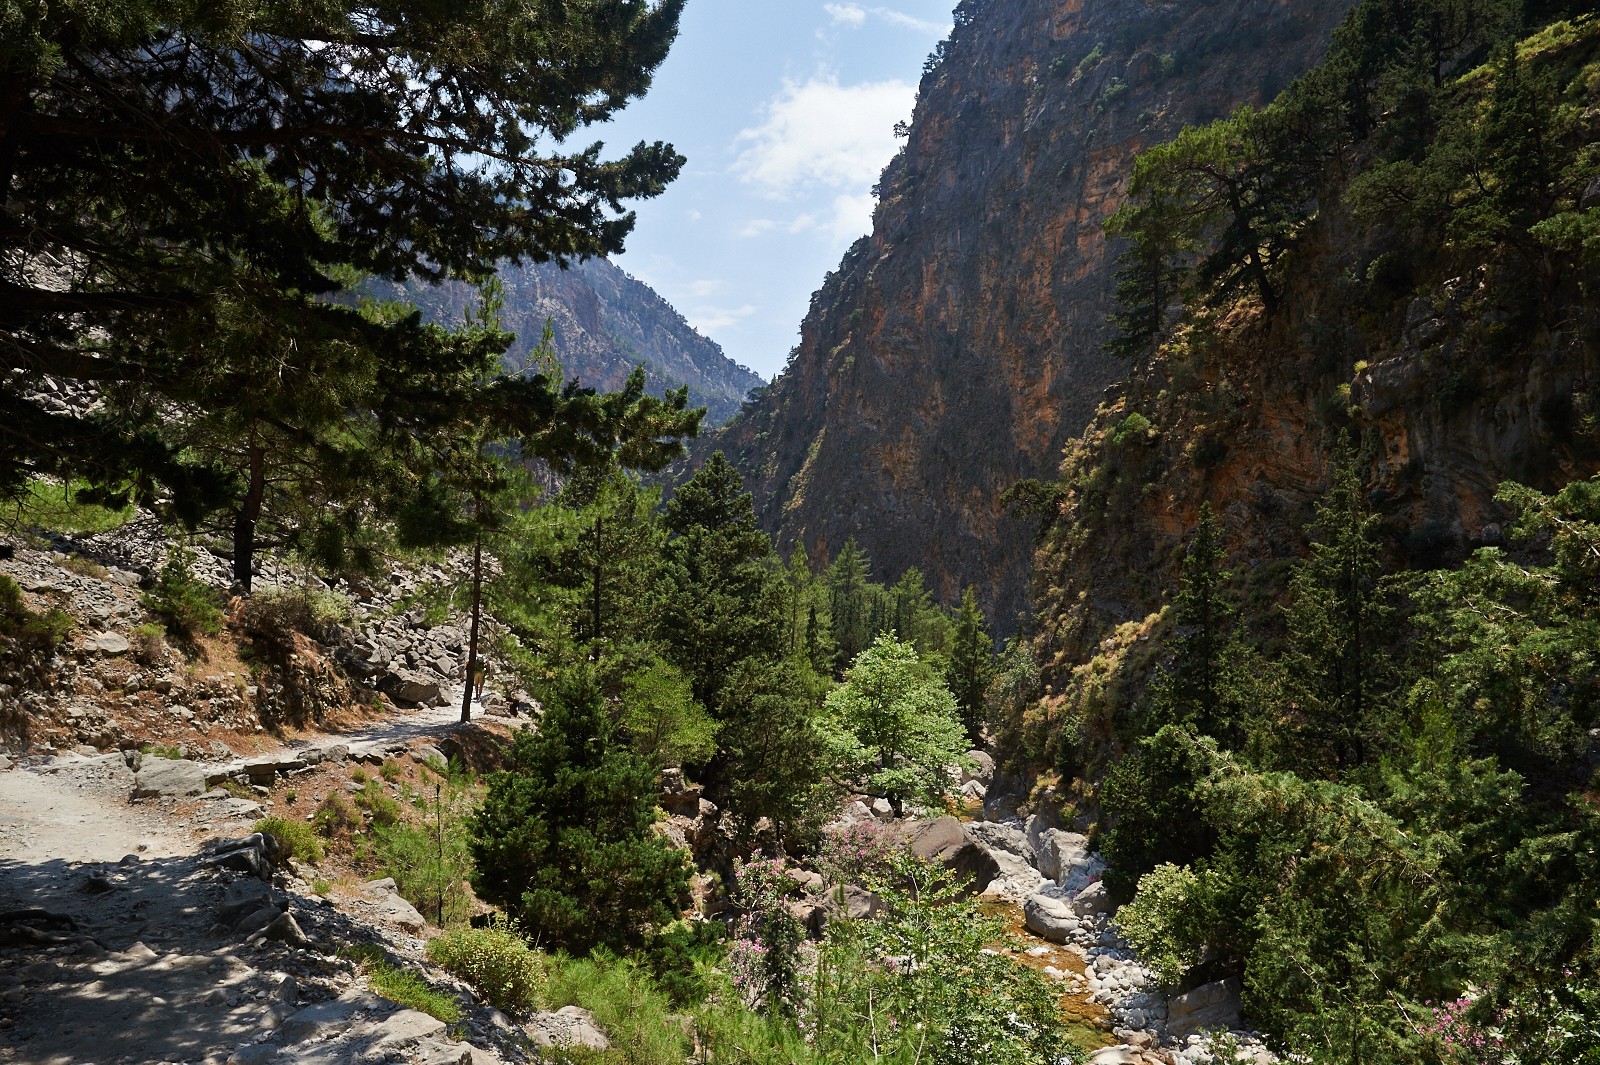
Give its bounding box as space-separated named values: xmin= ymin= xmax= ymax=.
xmin=595 ymin=1 xmax=955 ymax=381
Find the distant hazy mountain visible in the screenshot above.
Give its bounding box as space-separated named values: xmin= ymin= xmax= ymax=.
xmin=381 ymin=257 xmax=763 ymax=428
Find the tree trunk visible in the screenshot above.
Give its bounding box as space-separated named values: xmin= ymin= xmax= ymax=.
xmin=461 ymin=535 xmax=483 ymax=724
xmin=232 ymin=442 xmax=265 ymax=594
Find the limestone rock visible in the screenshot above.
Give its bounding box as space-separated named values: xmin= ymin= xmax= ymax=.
xmin=527 ymin=1005 xmax=609 ymax=1051
xmin=132 ymin=757 xmax=210 ymax=798
xmin=1071 ymin=880 xmax=1114 ymax=919
xmin=85 ymin=631 xmax=130 ymax=655
xmin=362 ymin=878 xmax=428 ymax=933
xmin=902 ymin=816 xmax=1000 ymax=896
xmin=377 ymin=670 xmax=445 ymax=707
xmin=1022 ymin=892 xmax=1079 ymax=944
xmin=1166 ymin=978 xmax=1243 ymax=1038
xmin=368 ymin=1009 xmax=448 ymax=1054
xmin=279 ymin=990 xmax=386 ymax=1044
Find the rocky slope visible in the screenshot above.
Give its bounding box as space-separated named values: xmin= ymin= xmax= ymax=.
xmin=1028 ymin=17 xmax=1600 ymax=707
xmin=706 ymin=0 xmax=1354 ymax=628
xmin=378 ymin=257 xmax=763 ymax=428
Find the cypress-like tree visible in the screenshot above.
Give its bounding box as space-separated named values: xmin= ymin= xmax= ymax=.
xmin=1146 ymin=503 xmax=1248 ymax=745
xmin=944 ymin=587 xmax=995 ymax=743
xmin=471 ymin=670 xmax=690 ymax=954
xmin=825 ymin=537 xmax=877 ymax=672
xmin=1281 ymin=444 xmax=1393 ymax=770
xmin=658 ymin=452 xmax=782 ymax=711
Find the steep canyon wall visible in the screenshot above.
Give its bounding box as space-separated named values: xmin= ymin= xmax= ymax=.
xmin=711 ymin=0 xmax=1355 ymax=628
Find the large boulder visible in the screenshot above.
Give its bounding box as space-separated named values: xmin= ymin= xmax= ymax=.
xmin=376 ymin=670 xmax=445 ymax=707
xmin=362 ymin=878 xmax=428 ymax=933
xmin=1053 ymin=832 xmax=1106 ymax=895
xmin=1070 ymin=880 xmax=1114 ymax=919
xmin=1022 ymin=892 xmax=1079 ymax=944
xmin=902 ymin=817 xmax=1000 ymax=895
xmin=1166 ymin=978 xmax=1243 ymax=1038
xmin=132 ymin=758 xmax=210 ymax=798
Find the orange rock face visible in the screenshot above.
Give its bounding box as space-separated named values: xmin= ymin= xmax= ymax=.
xmin=708 ymin=0 xmax=1356 ymax=629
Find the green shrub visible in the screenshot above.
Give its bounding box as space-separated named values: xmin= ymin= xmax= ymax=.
xmin=0 ymin=575 xmax=74 ymax=657
xmin=354 ymin=778 xmax=402 ymax=827
xmin=253 ymin=816 xmax=325 ymax=865
xmin=129 ymin=623 xmax=167 ymax=665
xmin=312 ymin=791 xmax=360 ymax=841
xmin=379 ymin=759 xmax=403 ymax=783
xmin=234 ymin=585 xmax=352 ymax=661
xmin=141 ymin=549 xmax=222 ymax=642
xmin=425 ymin=917 xmax=544 ymax=1016
xmin=1108 ymin=411 xmax=1153 ymax=446
xmin=140 ymin=742 xmax=185 ymax=760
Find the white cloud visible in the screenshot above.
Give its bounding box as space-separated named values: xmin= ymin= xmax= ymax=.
xmin=823 ymin=4 xmax=946 ymax=34
xmin=739 ymin=218 xmax=779 ymax=238
xmin=824 ymin=3 xmax=867 ymax=27
xmin=686 ymin=279 xmax=723 ymax=297
xmin=688 ymin=303 xmax=757 ymax=333
xmin=876 ymin=8 xmax=948 ymax=34
xmin=733 ymin=75 xmax=915 ymax=197
xmin=821 ymin=191 xmax=877 ymax=244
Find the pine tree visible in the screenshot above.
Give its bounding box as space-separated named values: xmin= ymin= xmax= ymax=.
xmin=658 ymin=452 xmax=782 ymax=711
xmin=1281 ymin=444 xmax=1393 ymax=770
xmin=944 ymin=587 xmax=995 ymax=743
xmin=2 ymin=0 xmax=686 ymax=518
xmin=471 ymin=670 xmax=691 ymax=954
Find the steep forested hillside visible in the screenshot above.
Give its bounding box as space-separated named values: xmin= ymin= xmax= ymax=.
xmin=377 ymin=258 xmax=763 ymax=428
xmin=1004 ymin=4 xmax=1600 ymax=1058
xmin=708 ymin=0 xmax=1356 ymax=629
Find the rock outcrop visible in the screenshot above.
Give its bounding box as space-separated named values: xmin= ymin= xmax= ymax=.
xmin=707 ymin=0 xmax=1354 ymax=629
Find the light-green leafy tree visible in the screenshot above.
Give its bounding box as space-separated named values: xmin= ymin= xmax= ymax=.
xmin=821 ymin=634 xmax=970 ymax=816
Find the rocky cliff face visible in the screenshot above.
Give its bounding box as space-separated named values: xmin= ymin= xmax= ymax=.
xmin=386 ymin=257 xmax=763 ymax=427
xmin=709 ymin=0 xmax=1354 ymax=628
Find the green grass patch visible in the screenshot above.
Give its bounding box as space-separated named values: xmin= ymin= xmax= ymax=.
xmin=140 ymin=742 xmax=185 ymax=760
xmin=366 ymin=960 xmax=461 ymax=1024
xmin=10 ymin=478 xmax=134 ymax=535
xmin=253 ymin=816 xmax=326 ymax=865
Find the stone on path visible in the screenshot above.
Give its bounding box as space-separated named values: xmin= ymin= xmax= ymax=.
xmin=361 ymin=877 xmax=428 ymax=933
xmin=132 ymin=757 xmax=210 ymax=798
xmin=85 ymin=631 xmax=131 ymax=655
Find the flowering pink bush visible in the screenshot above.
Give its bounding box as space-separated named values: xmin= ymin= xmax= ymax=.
xmin=817 ymin=820 xmax=903 ymax=887
xmin=1422 ymin=973 xmax=1600 ymax=1065
xmin=727 ymin=855 xmax=807 ymax=1017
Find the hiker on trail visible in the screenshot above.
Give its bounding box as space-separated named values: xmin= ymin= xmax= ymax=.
xmin=472 ymin=659 xmax=490 ymax=700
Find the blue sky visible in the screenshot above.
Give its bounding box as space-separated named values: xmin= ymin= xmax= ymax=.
xmin=595 ymin=1 xmax=955 ymax=380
